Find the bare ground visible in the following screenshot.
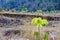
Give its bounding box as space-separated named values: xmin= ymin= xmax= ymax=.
xmin=0 ymin=14 xmax=60 ymax=40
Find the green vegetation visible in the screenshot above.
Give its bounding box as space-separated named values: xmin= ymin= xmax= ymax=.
xmin=32 ymin=17 xmax=48 ymax=28
xmin=32 ymin=17 xmax=48 ymax=40
xmin=34 ymin=32 xmax=39 ymax=38
xmin=0 ymin=7 xmax=59 ymax=14
xmin=37 ymin=10 xmax=42 ymax=14
xmin=21 ymin=8 xmax=28 ymax=13
xmin=5 ymin=9 xmax=9 ymax=11
xmin=0 ymin=7 xmax=3 ymax=12
xmin=42 ymin=32 xmax=49 ymax=40
xmin=50 ymin=10 xmax=58 ymax=13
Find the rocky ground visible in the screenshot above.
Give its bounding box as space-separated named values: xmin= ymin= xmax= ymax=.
xmin=0 ymin=14 xmax=60 ymax=40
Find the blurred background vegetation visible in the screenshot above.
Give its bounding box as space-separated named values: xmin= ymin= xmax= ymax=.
xmin=0 ymin=0 xmax=60 ymax=13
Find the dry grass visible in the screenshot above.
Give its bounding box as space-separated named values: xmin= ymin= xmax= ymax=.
xmin=0 ymin=14 xmax=60 ymax=40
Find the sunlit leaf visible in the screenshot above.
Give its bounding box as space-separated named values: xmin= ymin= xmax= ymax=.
xmin=31 ymin=18 xmax=37 ymax=24
xmin=42 ymin=19 xmax=48 ymax=25
xmin=31 ymin=17 xmax=48 ymax=28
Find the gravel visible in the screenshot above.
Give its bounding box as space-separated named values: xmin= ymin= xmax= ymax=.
xmin=0 ymin=17 xmax=24 ymax=27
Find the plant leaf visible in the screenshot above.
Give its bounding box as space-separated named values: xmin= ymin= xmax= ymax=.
xmin=34 ymin=32 xmax=39 ymax=38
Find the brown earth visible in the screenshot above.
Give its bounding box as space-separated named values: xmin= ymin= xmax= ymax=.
xmin=0 ymin=13 xmax=60 ymax=40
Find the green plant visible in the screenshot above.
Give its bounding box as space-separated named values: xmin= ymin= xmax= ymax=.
xmin=32 ymin=17 xmax=48 ymax=40
xmin=42 ymin=32 xmax=48 ymax=40
xmin=50 ymin=10 xmax=54 ymax=13
xmin=21 ymin=8 xmax=28 ymax=13
xmin=0 ymin=7 xmax=3 ymax=12
xmin=32 ymin=17 xmax=48 ymax=28
xmin=50 ymin=10 xmax=58 ymax=14
xmin=37 ymin=10 xmax=42 ymax=14
xmin=34 ymin=32 xmax=39 ymax=38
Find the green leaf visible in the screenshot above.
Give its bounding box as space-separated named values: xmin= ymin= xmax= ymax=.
xmin=31 ymin=17 xmax=48 ymax=28
xmin=34 ymin=32 xmax=39 ymax=38
xmin=42 ymin=32 xmax=48 ymax=40
xmin=42 ymin=19 xmax=48 ymax=25
xmin=31 ymin=18 xmax=38 ymax=24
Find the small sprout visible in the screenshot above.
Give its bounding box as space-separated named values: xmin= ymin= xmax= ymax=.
xmin=31 ymin=17 xmax=48 ymax=39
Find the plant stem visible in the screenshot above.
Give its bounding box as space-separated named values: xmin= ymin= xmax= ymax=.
xmin=38 ymin=27 xmax=42 ymax=40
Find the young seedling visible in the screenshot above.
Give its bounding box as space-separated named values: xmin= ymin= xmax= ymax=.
xmin=32 ymin=17 xmax=48 ymax=40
